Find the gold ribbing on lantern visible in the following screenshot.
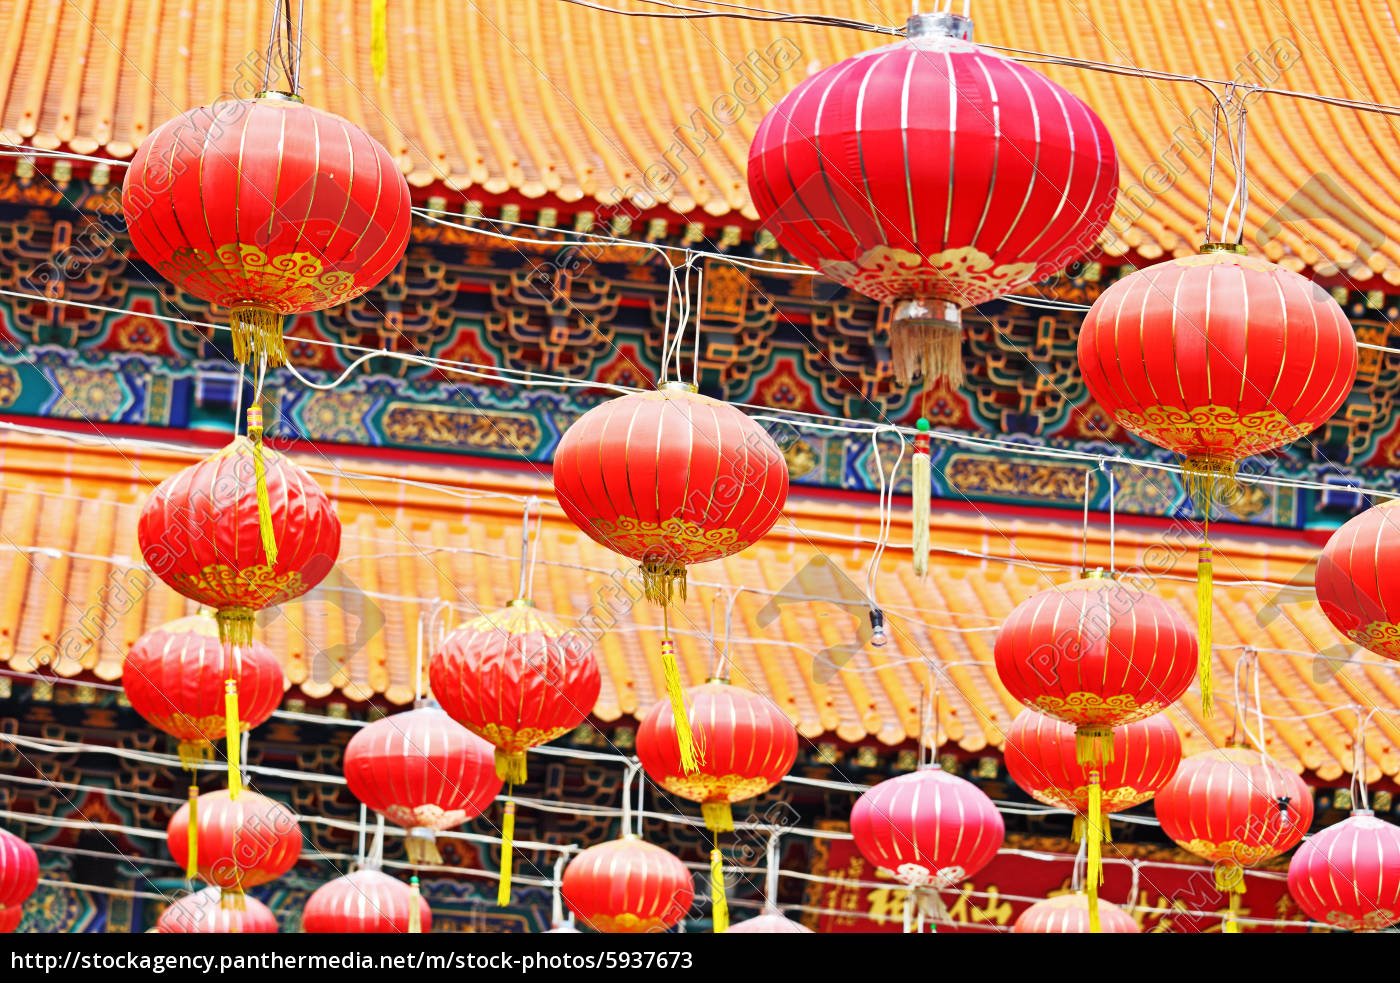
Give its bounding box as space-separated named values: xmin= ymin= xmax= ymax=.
xmin=246 ymin=405 xmax=279 ymax=567
xmin=230 ymin=305 xmax=286 ymax=369
xmin=497 ymin=797 xmax=516 ymax=907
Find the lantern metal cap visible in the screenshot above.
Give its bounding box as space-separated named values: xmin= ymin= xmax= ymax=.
xmin=906 ymin=11 xmax=973 ymax=41
xmin=1199 ymin=241 xmax=1248 ymax=255
xmin=1352 ymin=808 xmax=1376 ymax=817
xmin=507 ymin=598 xmax=535 ymax=609
xmin=659 ymin=381 xmax=699 ymax=393
xmin=254 ymin=90 xmax=304 ymax=104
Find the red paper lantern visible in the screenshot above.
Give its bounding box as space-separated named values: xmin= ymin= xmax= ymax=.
xmin=749 ymin=10 xmax=1117 ymax=388
xmin=0 ymin=828 xmax=37 ymax=916
xmin=166 ymin=791 xmax=301 ymax=903
xmin=302 ymin=869 xmax=432 ymax=934
xmin=1156 ymin=747 xmax=1312 ymax=930
xmin=0 ymin=906 xmax=21 ymax=933
xmin=850 ymin=766 xmax=1003 ymax=888
xmin=429 ymin=601 xmax=601 ymax=784
xmin=138 ymin=436 xmax=341 ymax=645
xmin=561 ymin=837 xmax=694 ymax=933
xmin=1288 ymin=811 xmax=1400 ymax=932
xmin=725 ymin=909 xmax=814 ymax=934
xmin=122 ymin=614 xmax=284 ymax=764
xmin=636 ymin=680 xmax=798 ymax=833
xmin=123 ymin=95 xmax=411 ymax=368
xmin=1316 ymin=502 xmax=1400 ymax=660
xmin=1004 ymin=709 xmax=1181 ymax=839
xmin=343 ymin=705 xmax=502 ymax=863
xmin=157 ymin=886 xmax=278 ymax=933
xmin=1014 ymin=893 xmax=1139 ymax=934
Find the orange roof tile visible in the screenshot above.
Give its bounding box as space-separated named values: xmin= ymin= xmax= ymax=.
xmin=0 ymin=427 xmax=1393 ymax=785
xmin=1 ymin=1 xmax=1394 ymax=279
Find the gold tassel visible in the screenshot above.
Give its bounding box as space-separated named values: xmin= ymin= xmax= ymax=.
xmin=185 ymin=784 xmax=199 ymax=879
xmin=408 ymin=876 xmax=422 ymax=934
xmin=224 ymin=677 xmax=242 ymax=799
xmin=247 ymin=406 xmax=279 ymax=568
xmin=912 ymin=424 xmax=931 ymax=577
xmin=220 ymin=885 xmax=245 ymax=911
xmin=1185 ymin=456 xmax=1233 ymax=718
xmin=177 ymin=740 xmax=213 ymax=770
xmin=1071 ymin=814 xmax=1112 ymax=844
xmin=1085 ymin=767 xmax=1104 ymax=934
xmin=660 ymin=637 xmax=700 ymax=774
xmin=641 ymin=560 xmax=688 ymax=606
xmin=1215 ymin=860 xmax=1246 ymax=934
xmin=1197 ymin=542 xmax=1214 ymax=718
xmin=497 ymin=798 xmax=515 ymax=907
xmin=890 ymin=301 xmax=964 ymax=388
xmin=494 ymin=749 xmax=527 ymax=785
xmin=371 ymin=0 xmax=388 ymax=82
xmin=1224 ymin=890 xmax=1241 ymax=933
xmin=710 ymin=846 xmax=729 ymax=933
xmin=215 ymin=608 xmax=255 ymax=647
xmin=406 ymin=829 xmax=442 ymax=865
xmin=702 ymin=801 xmax=734 ymax=833
xmin=1074 ymin=725 xmax=1114 ymax=765
xmin=230 ymin=305 xmax=285 ymax=368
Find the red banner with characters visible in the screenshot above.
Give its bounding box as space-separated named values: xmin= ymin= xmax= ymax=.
xmin=804 ymin=832 xmax=1312 ymax=933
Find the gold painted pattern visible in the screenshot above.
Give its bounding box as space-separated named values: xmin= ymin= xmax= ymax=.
xmin=1178 ymin=837 xmax=1285 ymax=868
xmin=1351 ymin=621 xmax=1400 ymax=660
xmin=821 ymin=244 xmax=1040 ymax=308
xmin=1324 ymin=909 xmax=1398 ymax=932
xmin=1032 ymin=785 xmax=1153 ymax=811
xmin=1034 ymin=692 xmax=1166 ymax=728
xmin=166 ymin=564 xmax=309 ymax=612
xmin=589 ymin=515 xmax=740 ymax=565
xmin=156 ymin=243 xmax=360 ymax=313
xmin=1113 ymin=404 xmax=1311 ymax=459
xmin=381 ymin=803 xmax=469 ymax=831
xmin=659 ymin=773 xmax=776 ymax=805
xmin=469 ymin=722 xmax=570 ymax=755
xmin=586 ymin=912 xmax=667 ymax=934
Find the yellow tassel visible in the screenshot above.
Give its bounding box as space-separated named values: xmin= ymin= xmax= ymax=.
xmin=702 ymin=801 xmax=734 ymax=833
xmin=1086 ymin=768 xmax=1103 ymax=934
xmin=220 ymin=886 xmax=245 ymax=911
xmin=1071 ymin=814 xmax=1112 ymax=844
xmin=912 ymin=426 xmax=931 ymax=577
xmin=247 ymin=406 xmax=279 ymax=568
xmin=710 ymin=847 xmax=729 ymax=933
xmin=408 ymin=876 xmax=422 ymax=934
xmin=1224 ymin=890 xmax=1241 ymax=933
xmin=177 ymin=740 xmax=212 ymax=770
xmin=230 ymin=305 xmax=285 ymax=368
xmin=497 ymin=798 xmax=515 ymax=907
xmin=214 ymin=608 xmax=255 ymax=647
xmin=1197 ymin=543 xmax=1214 ymax=718
xmin=185 ymin=784 xmax=199 ymax=880
xmin=406 ymin=829 xmax=443 ymax=866
xmin=641 ymin=560 xmax=688 ymax=606
xmin=660 ymin=638 xmax=700 ymax=774
xmin=889 ymin=301 xmax=964 ymax=388
xmin=494 ymin=749 xmax=527 ymax=785
xmin=371 ymin=0 xmax=388 ymax=82
xmin=1074 ymin=725 xmax=1114 ymax=765
xmin=224 ymin=677 xmax=242 ymax=799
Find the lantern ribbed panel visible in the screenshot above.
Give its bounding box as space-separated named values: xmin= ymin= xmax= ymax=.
xmin=994 ymin=579 xmax=1197 ymax=728
xmin=1288 ymin=812 xmax=1400 ymax=931
xmin=165 ymin=791 xmax=301 ymax=890
xmin=849 ymin=768 xmax=1003 ymax=885
xmin=636 ymin=681 xmax=798 ymax=809
xmin=1316 ymin=502 xmax=1400 ymax=660
xmin=343 ymin=706 xmax=502 ymax=830
xmin=1077 ymin=251 xmax=1357 ymax=464
xmin=1013 ymin=894 xmax=1139 ymax=934
xmin=0 ymin=828 xmax=38 ymax=910
xmin=122 ymin=614 xmax=285 ymax=744
xmin=561 ymin=838 xmax=694 ymax=933
xmin=302 ymin=869 xmax=432 ymax=934
xmin=1004 ymin=710 xmax=1181 ymax=814
xmin=157 ymin=887 xmax=279 ymax=933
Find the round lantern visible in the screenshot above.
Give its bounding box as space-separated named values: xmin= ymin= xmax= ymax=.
xmin=851 ymin=766 xmax=1003 ymax=891
xmin=553 ymin=383 xmax=788 ymax=772
xmin=303 ymin=869 xmax=432 ymax=934
xmin=0 ymin=828 xmax=37 ymax=922
xmin=1078 ymin=246 xmax=1357 ymax=712
xmin=561 ymin=837 xmax=695 ymax=933
xmin=1316 ymin=502 xmax=1400 ymax=660
xmin=1288 ymin=811 xmax=1400 ymax=932
xmin=749 ymin=10 xmax=1117 ymax=389
xmin=430 ymin=601 xmax=601 ymax=785
xmin=166 ymin=790 xmax=301 ymax=906
xmin=1014 ymin=893 xmax=1139 ymax=934
xmin=123 ymin=95 xmax=411 ymax=369
xmin=122 ymin=613 xmax=284 ymax=765
xmin=726 ymin=909 xmax=814 ymax=933
xmin=0 ymin=906 xmax=21 ymax=933
xmin=157 ymin=886 xmax=278 ymax=933
xmin=1156 ymin=747 xmax=1312 ymax=932
xmin=343 ymin=705 xmax=502 ymax=864
xmin=138 ymin=434 xmax=340 ymax=646
xmin=1004 ymin=709 xmax=1181 ymax=841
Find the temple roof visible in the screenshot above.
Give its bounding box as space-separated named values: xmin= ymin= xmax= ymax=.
xmin=1 ymin=1 xmax=1396 ymax=280
xmin=2 ymin=426 xmax=1394 ymax=786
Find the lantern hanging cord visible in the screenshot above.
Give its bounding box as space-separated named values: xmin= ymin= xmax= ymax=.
xmin=1351 ymin=705 xmax=1379 ymax=812
xmin=710 ymin=586 xmax=741 ymax=681
xmin=517 ymin=496 xmax=543 ymax=602
xmin=261 ymin=0 xmax=307 ymax=95
xmin=1219 ymin=88 xmax=1256 ymax=245
xmin=863 ymin=426 xmax=906 ymax=607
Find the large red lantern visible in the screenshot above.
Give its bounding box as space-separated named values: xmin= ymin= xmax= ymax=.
xmin=123 ymin=95 xmax=411 ymax=369
xmin=429 ymin=601 xmax=601 ymax=785
xmin=166 ymin=790 xmax=301 ymax=907
xmin=0 ymin=828 xmax=38 ymax=927
xmin=303 ymin=869 xmax=432 ymax=934
xmin=1004 ymin=709 xmax=1181 ymax=841
xmin=1078 ymin=246 xmax=1357 ymax=711
xmin=1288 ymin=811 xmax=1400 ymax=932
xmin=1155 ymin=747 xmax=1312 ymax=932
xmin=157 ymin=886 xmax=278 ymax=933
xmin=553 ymin=383 xmax=788 ymax=772
xmin=748 ymin=10 xmax=1118 ymax=389
xmin=122 ymin=613 xmax=284 ymax=765
xmin=1014 ymin=893 xmax=1139 ymax=934
xmin=343 ymin=705 xmax=502 ymax=864
xmin=1315 ymin=502 xmax=1400 ymax=660
xmin=561 ymin=837 xmax=694 ymax=934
